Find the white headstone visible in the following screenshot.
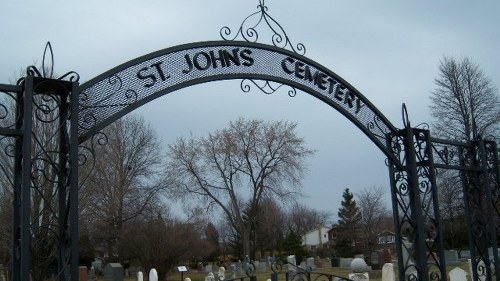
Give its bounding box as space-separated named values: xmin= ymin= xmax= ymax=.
xmin=381 ymin=263 xmax=395 ymax=281
xmin=137 ymin=271 xmax=143 ymax=281
xmin=149 ymin=268 xmax=158 ymax=281
xmin=449 ymin=267 xmax=467 ymax=281
xmin=218 ymin=266 xmax=225 ymax=280
xmin=206 ymin=271 xmax=215 ymax=281
xmin=287 ymin=255 xmax=297 ymax=272
xmin=185 ymin=278 xmax=192 ymax=281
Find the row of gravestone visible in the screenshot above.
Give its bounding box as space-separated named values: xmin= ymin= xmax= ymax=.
xmin=99 ymin=263 xmax=161 ymax=281
xmin=82 ymin=258 xmax=485 ymax=281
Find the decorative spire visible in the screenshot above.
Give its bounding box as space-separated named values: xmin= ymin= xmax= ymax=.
xmin=220 ymin=0 xmax=306 ymax=55
xmin=220 ymin=1 xmax=303 ymax=97
xmin=25 ymin=42 xmax=80 ymax=82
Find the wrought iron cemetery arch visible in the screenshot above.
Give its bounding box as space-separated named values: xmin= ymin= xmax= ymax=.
xmin=1 ymin=1 xmax=499 ymax=281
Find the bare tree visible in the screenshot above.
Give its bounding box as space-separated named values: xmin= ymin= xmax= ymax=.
xmin=357 ymin=186 xmax=391 ymax=255
xmin=120 ymin=211 xmax=212 ymax=281
xmin=81 ymin=114 xmax=164 ymax=259
xmin=436 ymin=170 xmax=468 ymax=249
xmin=430 ymin=56 xmax=500 ymax=250
xmin=253 ymin=197 xmax=287 ymax=256
xmin=287 ymin=202 xmax=332 ymax=235
xmin=165 ymin=118 xmax=314 ymax=258
xmin=430 ymin=56 xmax=500 ymax=141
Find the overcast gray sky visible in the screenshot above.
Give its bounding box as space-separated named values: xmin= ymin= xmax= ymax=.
xmin=2 ymin=1 xmax=499 ymax=221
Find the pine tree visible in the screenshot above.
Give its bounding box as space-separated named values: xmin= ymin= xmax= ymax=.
xmin=281 ymin=230 xmax=307 ymax=264
xmin=334 ymin=188 xmax=362 ymax=257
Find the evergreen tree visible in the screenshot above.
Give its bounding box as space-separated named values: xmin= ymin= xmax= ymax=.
xmin=334 ymin=188 xmax=362 ymax=257
xmin=281 ymin=230 xmax=307 ymax=264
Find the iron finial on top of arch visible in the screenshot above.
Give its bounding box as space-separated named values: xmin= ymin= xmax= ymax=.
xmin=220 ymin=0 xmax=306 ymax=55
xmin=220 ymin=0 xmax=305 ymax=97
xmin=20 ymin=42 xmax=80 ymax=83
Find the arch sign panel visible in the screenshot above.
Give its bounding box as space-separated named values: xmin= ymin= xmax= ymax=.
xmin=78 ymin=41 xmax=398 ymax=163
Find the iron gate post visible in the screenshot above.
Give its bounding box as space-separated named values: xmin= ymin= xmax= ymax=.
xmin=403 ymin=126 xmax=429 ymax=280
xmin=70 ymin=79 xmax=80 ymax=280
xmin=12 ymin=76 xmax=34 ymax=281
xmin=9 ymin=75 xmax=80 ymax=281
xmin=387 ymin=125 xmax=446 ymax=281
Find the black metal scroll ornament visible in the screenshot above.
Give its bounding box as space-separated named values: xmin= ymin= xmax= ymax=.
xmin=220 ymin=0 xmax=304 ymax=97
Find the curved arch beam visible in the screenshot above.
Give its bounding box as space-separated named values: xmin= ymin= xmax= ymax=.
xmin=78 ymin=41 xmax=399 ymax=165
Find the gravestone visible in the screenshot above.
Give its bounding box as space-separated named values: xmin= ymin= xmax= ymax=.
xmin=314 ymin=257 xmax=323 ymax=269
xmin=0 ymin=264 xmax=5 ymax=281
xmin=306 ymin=257 xmax=315 ymax=270
xmin=149 ymin=268 xmax=158 ymax=281
xmin=381 ymin=249 xmax=392 ymax=264
xmin=444 ymin=250 xmax=459 ymax=265
xmin=104 ymin=263 xmax=123 ymax=281
xmin=299 ymin=261 xmax=306 ymax=270
xmin=371 ymin=251 xmax=381 ymax=270
xmin=237 ymin=260 xmax=243 ymax=275
xmin=259 ymin=262 xmax=267 ymax=273
xmin=229 ymin=264 xmax=237 ymax=278
xmin=79 ymin=266 xmax=88 ymax=281
xmin=349 ymin=259 xmax=369 ymax=281
xmin=323 ymin=258 xmax=332 ymax=269
xmin=287 ymin=255 xmax=297 ymax=272
xmin=339 ymin=258 xmax=353 ymax=268
xmin=218 ymin=266 xmax=225 ymax=280
xmin=381 ymin=263 xmax=395 ymax=281
xmin=137 ymin=271 xmax=143 ymax=281
xmin=89 ymin=266 xmax=97 ymax=280
xmin=205 ymin=264 xmax=213 ymax=273
xmin=459 ymin=250 xmax=471 ymax=260
xmin=449 ymin=267 xmax=467 ymax=281
xmin=206 ymin=272 xmax=215 ymax=281
xmin=488 ymin=247 xmax=499 ymax=259
xmin=251 ymin=261 xmax=258 ymax=274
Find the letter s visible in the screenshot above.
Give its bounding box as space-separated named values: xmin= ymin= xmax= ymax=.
xmin=240 ymin=49 xmax=254 ymax=67
xmin=137 ymin=67 xmax=156 ymax=88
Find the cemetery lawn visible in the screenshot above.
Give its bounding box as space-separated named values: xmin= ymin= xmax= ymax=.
xmin=95 ymin=261 xmax=472 ymax=281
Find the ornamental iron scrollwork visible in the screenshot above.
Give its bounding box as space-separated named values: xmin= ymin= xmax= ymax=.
xmin=220 ymin=0 xmax=306 ymax=55
xmin=78 ymin=131 xmax=108 ymax=190
xmin=270 ymin=260 xmax=352 ymax=281
xmin=221 ymin=0 xmax=303 ymax=97
xmin=460 ymin=140 xmax=500 ymax=281
xmin=241 ymin=78 xmax=296 ymax=97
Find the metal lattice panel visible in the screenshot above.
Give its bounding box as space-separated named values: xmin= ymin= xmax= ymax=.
xmin=78 ymin=41 xmax=399 ymax=165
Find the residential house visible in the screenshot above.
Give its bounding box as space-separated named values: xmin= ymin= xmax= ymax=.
xmin=376 ymin=230 xmax=396 ymax=251
xmin=302 ymin=227 xmax=331 ymax=251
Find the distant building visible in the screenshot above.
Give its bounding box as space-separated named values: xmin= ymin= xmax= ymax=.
xmin=376 ymin=230 xmax=396 ymax=250
xmin=302 ymin=227 xmax=331 ymax=251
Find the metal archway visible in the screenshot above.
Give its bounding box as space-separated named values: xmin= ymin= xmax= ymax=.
xmin=1 ymin=4 xmax=499 ymax=281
